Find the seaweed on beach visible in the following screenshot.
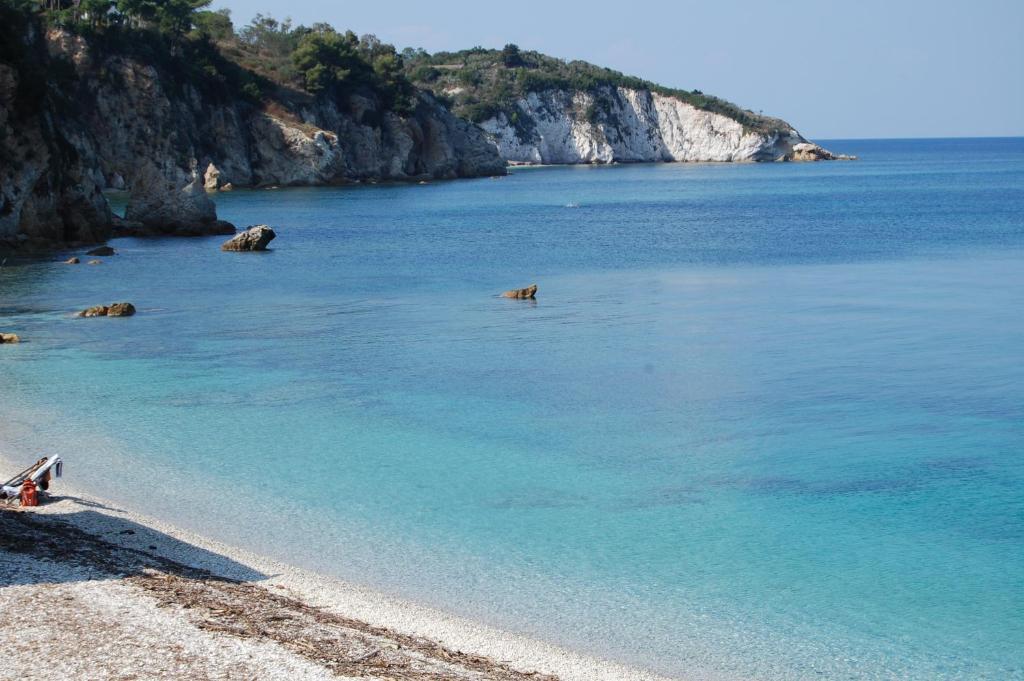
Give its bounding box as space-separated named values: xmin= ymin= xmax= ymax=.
xmin=0 ymin=506 xmax=558 ymax=680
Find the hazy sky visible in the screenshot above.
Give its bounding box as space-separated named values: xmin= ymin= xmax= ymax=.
xmin=213 ymin=0 xmax=1023 ymax=140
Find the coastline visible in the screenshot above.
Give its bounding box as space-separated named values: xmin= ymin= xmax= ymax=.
xmin=0 ymin=448 xmax=673 ymax=681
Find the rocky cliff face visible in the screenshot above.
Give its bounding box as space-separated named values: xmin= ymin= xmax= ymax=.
xmin=0 ymin=26 xmax=113 ymax=250
xmin=477 ymin=86 xmax=828 ymax=165
xmin=0 ymin=27 xmax=505 ymax=250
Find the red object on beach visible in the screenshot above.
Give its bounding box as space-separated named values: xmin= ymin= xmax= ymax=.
xmin=20 ymin=479 xmax=38 ymax=507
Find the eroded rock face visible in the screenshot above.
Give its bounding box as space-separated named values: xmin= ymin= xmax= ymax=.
xmin=222 ymin=225 xmax=276 ymax=251
xmin=0 ymin=57 xmax=112 ymax=251
xmin=203 ymin=163 xmax=222 ymax=190
xmin=124 ymin=164 xmax=235 ymax=236
xmin=478 ymin=86 xmax=846 ymax=165
xmin=502 ymin=284 xmax=538 ymax=299
xmin=1 ymin=26 xmax=504 ymax=250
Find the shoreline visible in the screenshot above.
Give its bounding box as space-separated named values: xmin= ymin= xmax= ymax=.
xmin=0 ymin=449 xmax=673 ymax=681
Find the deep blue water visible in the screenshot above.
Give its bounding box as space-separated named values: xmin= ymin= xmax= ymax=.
xmin=2 ymin=137 xmax=1023 ymax=679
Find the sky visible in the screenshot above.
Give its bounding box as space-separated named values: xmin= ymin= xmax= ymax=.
xmin=212 ymin=0 xmax=1024 ymax=140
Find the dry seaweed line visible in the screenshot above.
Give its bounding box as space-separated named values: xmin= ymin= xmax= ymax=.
xmin=0 ymin=508 xmax=558 ymax=680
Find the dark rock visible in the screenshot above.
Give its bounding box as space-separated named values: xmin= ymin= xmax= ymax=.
xmin=86 ymin=246 xmax=115 ymax=256
xmin=222 ymin=225 xmax=276 ymax=251
xmin=107 ymin=302 xmax=136 ymax=317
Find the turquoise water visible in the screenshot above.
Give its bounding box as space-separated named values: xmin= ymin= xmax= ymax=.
xmin=2 ymin=138 xmax=1023 ymax=679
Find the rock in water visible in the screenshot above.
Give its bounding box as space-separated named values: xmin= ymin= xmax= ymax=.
xmin=86 ymin=245 xmax=115 ymax=256
xmin=502 ymin=284 xmax=538 ymax=299
xmin=107 ymin=302 xmax=136 ymax=317
xmin=79 ymin=305 xmax=109 ymax=317
xmin=87 ymin=259 xmax=102 ymax=265
xmin=0 ymin=333 xmax=21 ymax=343
xmin=203 ymin=162 xmax=222 ymax=191
xmin=78 ymin=303 xmax=136 ymax=317
xmin=786 ymin=142 xmax=856 ymax=162
xmin=124 ymin=163 xmax=236 ymax=236
xmin=222 ymin=225 xmax=276 ymax=252
xmin=65 ymin=257 xmax=80 ymax=264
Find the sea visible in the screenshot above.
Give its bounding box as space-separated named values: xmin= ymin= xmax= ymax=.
xmin=1 ymin=137 xmax=1022 ymax=680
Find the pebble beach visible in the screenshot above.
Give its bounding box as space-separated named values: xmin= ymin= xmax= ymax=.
xmin=0 ymin=451 xmax=669 ymax=681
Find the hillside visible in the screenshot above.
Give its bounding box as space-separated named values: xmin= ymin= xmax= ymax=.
xmin=1 ymin=3 xmax=842 ymax=251
xmin=0 ymin=3 xmax=503 ymax=250
xmin=406 ymin=44 xmax=837 ymax=165
xmin=407 ymin=45 xmax=786 ymax=133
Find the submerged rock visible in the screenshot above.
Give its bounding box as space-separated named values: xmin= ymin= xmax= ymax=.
xmin=222 ymin=225 xmax=276 ymax=252
xmin=502 ymin=284 xmax=538 ymax=299
xmin=87 ymin=259 xmax=102 ymax=265
xmin=0 ymin=333 xmax=21 ymax=343
xmin=64 ymin=257 xmax=80 ymax=264
xmin=86 ymin=245 xmax=115 ymax=256
xmin=78 ymin=302 xmax=135 ymax=317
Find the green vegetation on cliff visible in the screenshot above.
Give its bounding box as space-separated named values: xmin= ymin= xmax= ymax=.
xmin=405 ymin=44 xmax=786 ymax=134
xmin=4 ymin=0 xmax=785 ymax=134
xmin=0 ymin=0 xmax=416 ymax=113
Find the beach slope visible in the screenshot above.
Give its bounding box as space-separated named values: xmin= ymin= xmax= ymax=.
xmin=0 ymin=488 xmax=667 ymax=681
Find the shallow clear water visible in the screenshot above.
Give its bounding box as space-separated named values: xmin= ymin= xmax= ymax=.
xmin=2 ymin=138 xmax=1023 ymax=679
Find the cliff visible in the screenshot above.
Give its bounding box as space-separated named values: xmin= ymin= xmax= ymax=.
xmin=1 ymin=12 xmax=846 ymax=252
xmin=408 ymin=46 xmax=845 ymax=165
xmin=0 ymin=17 xmax=504 ymax=251
xmin=479 ymin=87 xmax=807 ymax=164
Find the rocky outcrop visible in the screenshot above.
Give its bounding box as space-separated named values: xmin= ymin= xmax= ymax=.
xmin=478 ymin=86 xmax=838 ymax=165
xmin=0 ymin=24 xmax=505 ymax=251
xmin=123 ymin=163 xmax=235 ymax=236
xmin=502 ymin=284 xmax=537 ymax=299
xmin=0 ymin=31 xmax=113 ymax=251
xmin=786 ymin=142 xmax=856 ymax=161
xmin=107 ymin=302 xmax=136 ymax=316
xmin=222 ymin=225 xmax=276 ymax=251
xmin=245 ymin=93 xmax=505 ymax=185
xmin=77 ymin=302 xmax=135 ymax=317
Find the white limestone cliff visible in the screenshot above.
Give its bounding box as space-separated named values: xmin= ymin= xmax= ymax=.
xmin=479 ymin=86 xmax=837 ymax=165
